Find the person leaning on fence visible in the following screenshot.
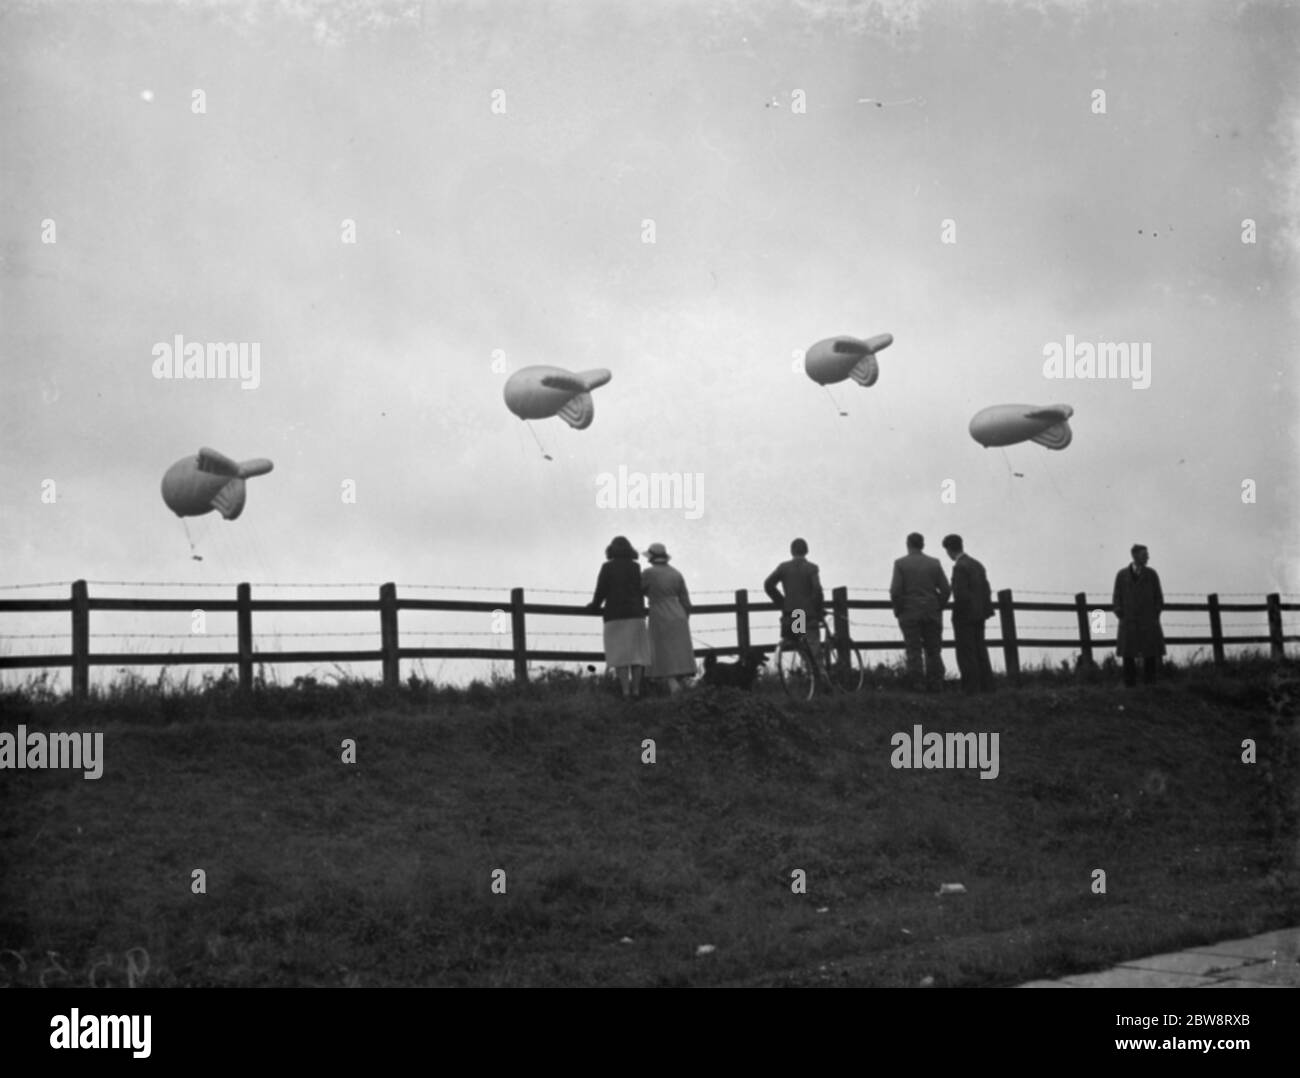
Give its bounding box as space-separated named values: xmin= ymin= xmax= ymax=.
xmin=1112 ymin=543 xmax=1165 ymax=686
xmin=941 ymin=534 xmax=996 ymax=695
xmin=641 ymin=542 xmax=695 ymax=696
xmin=764 ymin=538 xmax=825 ymax=655
xmin=890 ymin=532 xmax=952 ymax=692
xmin=587 ymin=535 xmax=651 ymax=700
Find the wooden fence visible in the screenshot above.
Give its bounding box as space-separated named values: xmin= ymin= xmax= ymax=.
xmin=0 ymin=581 xmax=1295 ymax=698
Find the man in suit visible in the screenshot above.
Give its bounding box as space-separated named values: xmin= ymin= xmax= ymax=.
xmin=890 ymin=532 xmax=951 ymax=691
xmin=941 ymin=534 xmax=996 ymax=694
xmin=1112 ymin=543 xmax=1165 ymax=686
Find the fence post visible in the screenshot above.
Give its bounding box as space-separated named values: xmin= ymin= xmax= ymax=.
xmin=71 ymin=579 xmax=89 ymax=700
xmin=1074 ymin=592 xmax=1093 ymax=668
xmin=734 ymin=589 xmax=750 ymax=656
xmin=832 ymin=586 xmax=850 ymax=670
xmin=379 ymin=583 xmax=399 ymax=689
xmin=1267 ymin=593 xmax=1284 ymax=660
xmin=997 ymin=588 xmax=1020 ymax=684
xmin=511 ymin=587 xmax=528 ymax=683
xmin=1207 ymin=593 xmax=1225 ymax=666
xmin=237 ymin=583 xmax=253 ymax=693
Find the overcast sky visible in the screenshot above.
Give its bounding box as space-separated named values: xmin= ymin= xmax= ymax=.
xmin=3 ymin=0 xmax=1297 ymax=682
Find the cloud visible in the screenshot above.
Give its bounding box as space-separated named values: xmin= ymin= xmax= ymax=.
xmin=786 ymin=0 xmax=1095 ymax=41
xmin=789 ymin=0 xmax=926 ymax=39
xmin=195 ymin=0 xmax=423 ymax=45
xmin=1265 ymin=92 xmax=1300 ymax=283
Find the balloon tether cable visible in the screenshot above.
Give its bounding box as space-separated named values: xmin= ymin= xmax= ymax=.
xmin=525 ymin=421 xmax=554 ymax=461
xmin=822 ymin=386 xmax=848 ymax=417
xmin=180 ymin=519 xmax=203 ymax=561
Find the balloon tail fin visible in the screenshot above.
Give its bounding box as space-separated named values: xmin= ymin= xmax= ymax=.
xmin=558 ymin=392 xmax=595 ymax=430
xmin=211 ymin=478 xmax=247 ymax=520
xmin=848 ymin=355 xmax=879 ymax=386
xmin=1030 ymin=419 xmax=1072 ymax=450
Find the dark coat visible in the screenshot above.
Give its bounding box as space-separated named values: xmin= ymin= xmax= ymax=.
xmin=1113 ymin=566 xmax=1165 ymax=657
xmin=764 ymin=557 xmax=824 ymax=620
xmin=950 ymin=554 xmax=995 ymax=625
xmin=589 ymin=558 xmax=646 ymax=622
xmin=890 ymin=552 xmax=951 ymax=621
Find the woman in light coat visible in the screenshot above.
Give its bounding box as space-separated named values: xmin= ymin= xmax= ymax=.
xmin=641 ymin=542 xmax=695 ymax=695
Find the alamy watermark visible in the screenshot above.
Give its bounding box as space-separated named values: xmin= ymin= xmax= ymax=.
xmin=890 ymin=723 xmax=999 ymax=780
xmin=50 ymin=1009 xmax=150 ymax=1058
xmin=1042 ymin=336 xmax=1150 ymax=389
xmin=0 ymin=725 xmax=103 ymax=779
xmin=151 ymin=334 xmax=261 ymax=389
xmin=595 ymin=465 xmax=704 ymax=520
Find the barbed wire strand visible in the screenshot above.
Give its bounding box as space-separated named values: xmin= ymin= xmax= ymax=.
xmin=3 ymin=580 xmax=1297 ymax=600
xmin=1 ymin=619 xmax=1263 ymax=643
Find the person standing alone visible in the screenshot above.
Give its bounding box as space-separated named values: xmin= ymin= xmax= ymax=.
xmin=1112 ymin=543 xmax=1165 ymax=686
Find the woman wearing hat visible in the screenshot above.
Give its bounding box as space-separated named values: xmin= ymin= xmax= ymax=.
xmin=587 ymin=536 xmax=651 ymax=699
xmin=641 ymin=542 xmax=695 ymax=696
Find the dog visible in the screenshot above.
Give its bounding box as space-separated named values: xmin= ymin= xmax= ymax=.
xmin=699 ymin=647 xmax=768 ymax=690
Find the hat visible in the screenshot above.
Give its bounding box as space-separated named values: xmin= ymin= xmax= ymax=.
xmin=606 ymin=536 xmax=638 ymax=559
xmin=644 ymin=542 xmax=671 ymax=562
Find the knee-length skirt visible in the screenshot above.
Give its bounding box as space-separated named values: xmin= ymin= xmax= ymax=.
xmin=603 ymin=617 xmax=650 ymax=667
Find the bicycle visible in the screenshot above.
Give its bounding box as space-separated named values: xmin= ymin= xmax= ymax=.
xmin=775 ymin=615 xmax=865 ymax=699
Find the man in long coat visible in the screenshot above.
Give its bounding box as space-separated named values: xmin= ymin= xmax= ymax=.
xmin=942 ymin=534 xmax=996 ymax=694
xmin=1112 ymin=543 xmax=1165 ymax=686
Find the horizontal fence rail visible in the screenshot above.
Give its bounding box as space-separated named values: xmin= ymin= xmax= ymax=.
xmin=0 ymin=581 xmax=1296 ymax=698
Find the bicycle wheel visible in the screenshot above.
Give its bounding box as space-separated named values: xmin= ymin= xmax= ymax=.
xmin=828 ymin=640 xmax=866 ymax=692
xmin=776 ymin=638 xmax=816 ymax=700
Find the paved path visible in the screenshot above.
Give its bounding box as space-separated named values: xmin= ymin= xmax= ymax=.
xmin=1019 ymin=927 xmax=1300 ymax=987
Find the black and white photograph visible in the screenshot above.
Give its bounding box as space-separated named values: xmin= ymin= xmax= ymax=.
xmin=1 ymin=0 xmax=1297 ymax=1047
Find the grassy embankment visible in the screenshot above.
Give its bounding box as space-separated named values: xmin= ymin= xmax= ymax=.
xmin=1 ymin=657 xmax=1297 ymax=987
